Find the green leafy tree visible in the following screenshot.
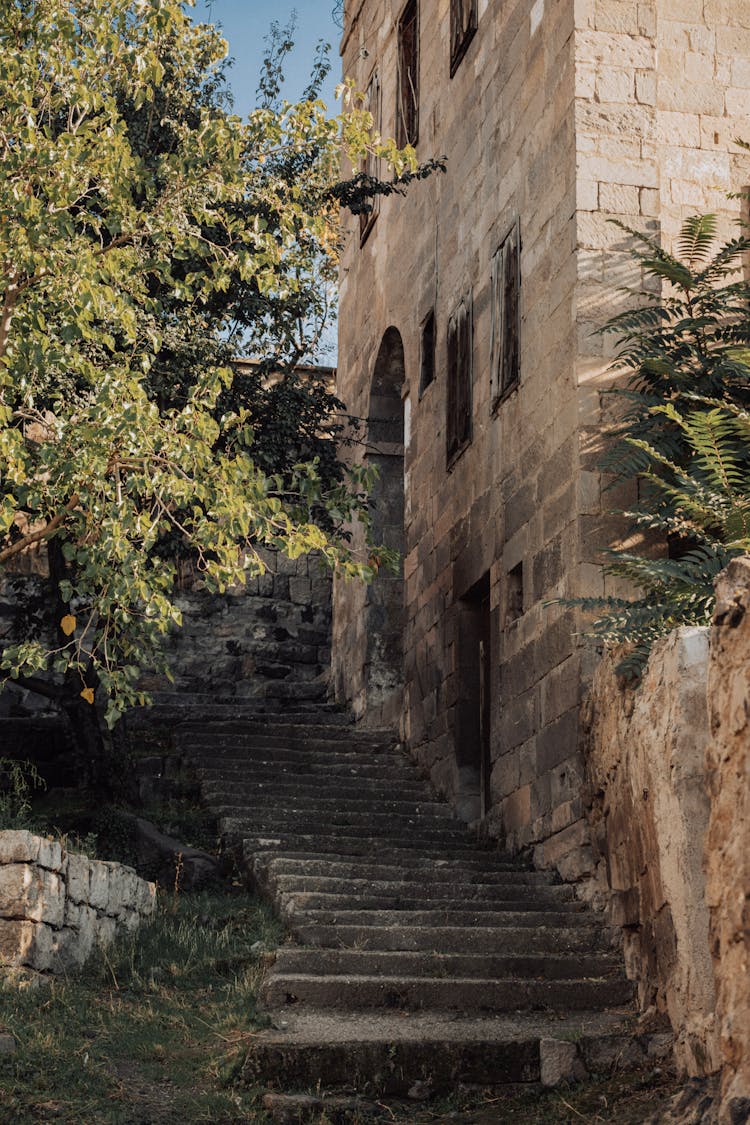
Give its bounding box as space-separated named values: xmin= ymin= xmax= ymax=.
xmin=0 ymin=0 xmax=428 ymax=740
xmin=575 ymin=213 xmax=750 ymax=677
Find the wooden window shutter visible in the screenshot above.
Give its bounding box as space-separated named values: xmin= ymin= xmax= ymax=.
xmin=397 ymin=0 xmax=419 ymax=148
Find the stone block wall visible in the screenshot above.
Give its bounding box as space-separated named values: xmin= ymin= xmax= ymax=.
xmin=334 ymin=0 xmax=750 ymax=872
xmin=148 ymin=548 xmax=332 ymax=700
xmin=0 ymin=830 xmax=156 ymax=974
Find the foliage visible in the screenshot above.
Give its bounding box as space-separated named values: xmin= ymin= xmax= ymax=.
xmin=0 ymin=757 xmax=44 ymax=830
xmin=576 ymin=213 xmax=750 ymax=679
xmin=0 ymin=0 xmax=429 ymax=728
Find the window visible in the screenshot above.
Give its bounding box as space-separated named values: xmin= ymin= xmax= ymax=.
xmin=397 ymin=0 xmax=419 ymax=148
xmin=450 ymin=0 xmax=477 ymax=77
xmin=419 ymin=308 xmax=435 ymax=396
xmin=490 ymin=217 xmax=521 ymax=410
xmin=446 ymin=293 xmax=473 ymax=465
xmin=505 ymin=562 xmax=524 ymax=624
xmin=360 ymin=70 xmax=382 ymax=243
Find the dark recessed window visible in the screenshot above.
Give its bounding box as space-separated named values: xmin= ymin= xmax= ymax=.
xmin=505 ymin=562 xmax=524 ymax=624
xmin=397 ymin=0 xmax=419 ymax=148
xmin=360 ymin=70 xmax=382 ymax=244
xmin=490 ymin=217 xmax=521 ymax=410
xmin=450 ymin=0 xmax=477 ymax=78
xmin=446 ymin=293 xmax=473 ymax=466
xmin=419 ymin=308 xmax=435 ymax=396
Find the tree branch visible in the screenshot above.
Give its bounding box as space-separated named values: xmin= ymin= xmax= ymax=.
xmin=0 ymin=494 xmax=80 ymax=564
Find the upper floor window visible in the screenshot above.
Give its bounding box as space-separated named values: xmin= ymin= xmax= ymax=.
xmin=419 ymin=307 xmax=435 ymax=396
xmin=450 ymin=0 xmax=477 ymax=77
xmin=490 ymin=217 xmax=521 ymax=410
xmin=360 ymin=70 xmax=382 ymax=244
xmin=397 ymin=0 xmax=419 ymax=148
xmin=446 ymin=293 xmax=473 ymax=466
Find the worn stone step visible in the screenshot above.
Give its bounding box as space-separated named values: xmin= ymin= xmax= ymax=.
xmin=244 ymin=843 xmax=530 ymax=872
xmin=239 ymin=834 xmax=513 ymax=861
xmin=272 ymin=948 xmax=621 ymax=981
xmin=256 ymin=857 xmax=551 ymax=885
xmin=220 ymin=814 xmax=470 ymax=842
xmin=239 ymin=1009 xmax=651 ymax=1097
xmin=285 ymin=908 xmax=600 ymax=929
xmin=276 ymin=890 xmax=586 ymax=915
xmin=288 ymin=922 xmax=612 ymax=954
xmin=266 ymin=875 xmax=576 ymax=905
xmin=185 ymin=739 xmax=400 ymax=762
xmin=196 ymin=769 xmax=430 ymax=798
xmin=192 ymin=754 xmax=419 ymax=777
xmin=202 ymin=792 xmax=453 ymax=821
xmin=261 ymin=972 xmax=634 ymax=1012
xmin=180 ymin=721 xmax=393 ymax=742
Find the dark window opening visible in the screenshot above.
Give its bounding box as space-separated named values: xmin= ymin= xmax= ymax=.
xmin=450 ymin=0 xmax=477 ymax=77
xmin=446 ymin=293 xmax=473 ymax=466
xmin=490 ymin=217 xmax=521 ymax=410
xmin=505 ymin=562 xmax=524 ymax=624
xmin=360 ymin=70 xmax=382 ymax=244
xmin=419 ymin=308 xmax=435 ymax=396
xmin=397 ymin=0 xmax=419 ymax=148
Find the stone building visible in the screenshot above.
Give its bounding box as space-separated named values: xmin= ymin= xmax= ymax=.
xmin=332 ymin=0 xmax=750 ymax=873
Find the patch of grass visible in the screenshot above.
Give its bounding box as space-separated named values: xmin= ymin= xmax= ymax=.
xmin=0 ymin=889 xmax=282 ymax=1124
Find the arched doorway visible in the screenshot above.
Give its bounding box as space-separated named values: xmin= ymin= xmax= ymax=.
xmin=365 ymin=328 xmax=405 ymax=720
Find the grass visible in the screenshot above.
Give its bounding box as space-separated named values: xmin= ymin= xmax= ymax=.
xmin=0 ymin=889 xmax=283 ymax=1124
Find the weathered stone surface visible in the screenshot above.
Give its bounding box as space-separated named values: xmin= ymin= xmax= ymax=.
xmin=540 ymin=1038 xmax=588 ymax=1087
xmin=0 ymin=830 xmax=62 ymax=872
xmin=0 ymin=831 xmax=156 ymax=974
xmin=584 ymin=627 xmax=719 ymax=1077
xmin=707 ymin=559 xmax=750 ymax=1122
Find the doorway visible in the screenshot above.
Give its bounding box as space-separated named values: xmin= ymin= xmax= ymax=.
xmin=455 ymin=572 xmax=492 ymax=821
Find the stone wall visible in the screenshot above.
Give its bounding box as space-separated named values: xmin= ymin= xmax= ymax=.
xmin=706 ymin=560 xmax=750 ymax=1123
xmin=146 ymin=549 xmax=332 ymax=701
xmin=0 ymin=830 xmax=156 ymax=974
xmin=333 ymin=0 xmax=750 ymax=868
xmin=583 ymin=628 xmax=718 ymax=1078
xmin=582 ymin=561 xmax=750 ymax=1119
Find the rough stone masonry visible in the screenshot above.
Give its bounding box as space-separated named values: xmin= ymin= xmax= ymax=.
xmin=0 ymin=830 xmax=156 ymax=974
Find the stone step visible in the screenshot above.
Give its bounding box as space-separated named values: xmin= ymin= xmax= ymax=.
xmin=255 ymin=857 xmax=552 ymax=885
xmin=276 ymin=890 xmax=586 ymax=915
xmin=260 ymin=972 xmax=634 ymax=1012
xmin=184 ymin=738 xmax=400 ymax=760
xmin=192 ymin=759 xmax=421 ymax=786
xmin=285 ymin=908 xmax=600 ymax=929
xmin=288 ymin=922 xmax=612 ymax=954
xmin=244 ymin=843 xmax=530 ymax=872
xmin=202 ymin=791 xmax=453 ymax=820
xmin=271 ymin=948 xmax=621 ymax=981
xmin=179 ymin=722 xmax=393 ymax=742
xmin=238 ymin=833 xmax=514 ymax=861
xmin=197 ymin=769 xmax=430 ymax=798
xmin=219 ymin=815 xmax=470 ymax=843
xmin=239 ymin=1009 xmax=654 ymax=1097
xmin=266 ymin=874 xmax=576 ymax=905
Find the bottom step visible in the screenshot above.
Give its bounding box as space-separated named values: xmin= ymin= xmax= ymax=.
xmin=240 ymin=1009 xmax=672 ymax=1097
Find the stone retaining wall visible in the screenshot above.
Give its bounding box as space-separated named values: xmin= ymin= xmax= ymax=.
xmin=0 ymin=830 xmax=156 ymax=974
xmin=583 ymin=561 xmax=750 ymax=1122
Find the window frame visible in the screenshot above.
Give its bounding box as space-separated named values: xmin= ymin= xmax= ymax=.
xmin=490 ymin=216 xmax=521 ymax=412
xmin=360 ymin=68 xmax=382 ymax=245
xmin=446 ymin=292 xmax=474 ymax=468
xmin=450 ymin=0 xmax=478 ymax=78
xmin=397 ymin=0 xmax=419 ymax=148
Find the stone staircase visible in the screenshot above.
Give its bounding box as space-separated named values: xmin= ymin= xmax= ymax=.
xmin=162 ymin=701 xmax=653 ymax=1098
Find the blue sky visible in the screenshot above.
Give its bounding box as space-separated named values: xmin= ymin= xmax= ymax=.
xmin=190 ymin=1 xmax=342 ymax=115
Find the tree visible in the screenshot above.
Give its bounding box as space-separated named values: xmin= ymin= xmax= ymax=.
xmin=574 ymin=213 xmax=750 ymax=678
xmin=0 ymin=0 xmax=428 ymax=739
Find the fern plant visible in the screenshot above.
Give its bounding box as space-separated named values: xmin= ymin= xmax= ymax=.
xmin=576 ymin=213 xmax=750 ymax=679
